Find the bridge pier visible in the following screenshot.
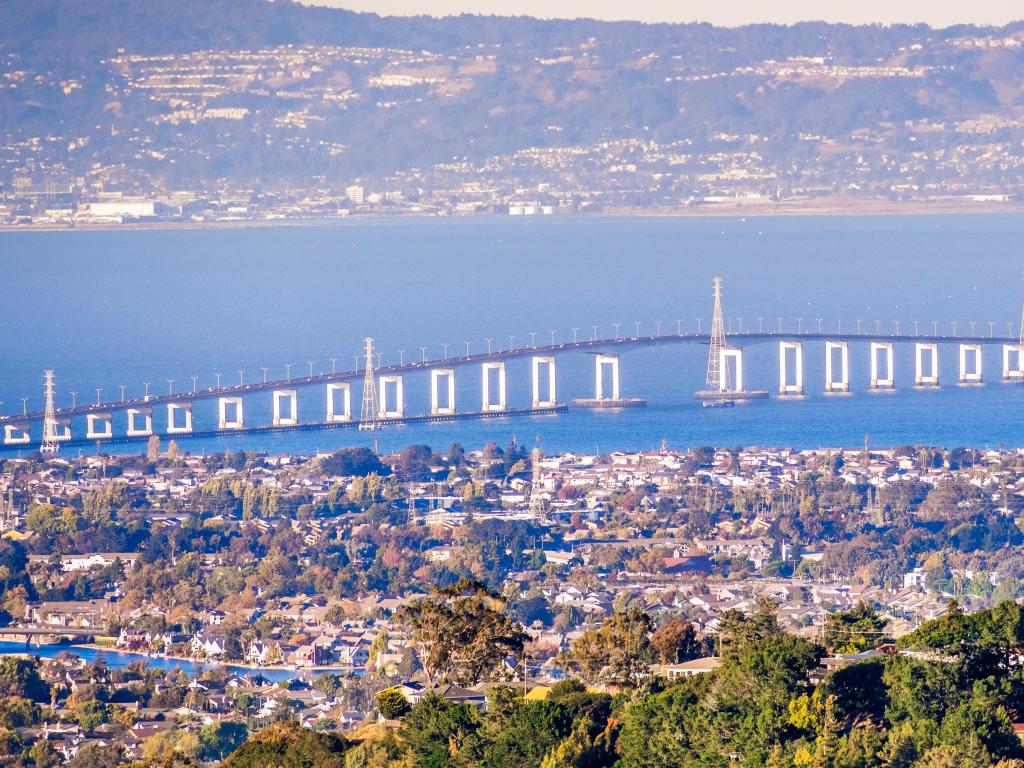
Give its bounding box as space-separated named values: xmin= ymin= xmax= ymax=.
xmin=166 ymin=403 xmax=193 ymax=434
xmin=86 ymin=412 xmax=112 ymax=440
xmin=379 ymin=376 xmax=404 ymax=418
xmin=218 ymin=397 xmax=244 ymax=429
xmin=532 ymin=356 xmax=557 ymax=407
xmin=914 ymin=343 xmax=939 ymax=388
xmin=3 ymin=423 xmax=30 ymax=445
xmin=959 ymin=344 xmax=983 ymax=385
xmin=824 ymin=341 xmax=849 ymax=393
xmin=326 ymin=383 xmax=352 ymax=422
xmin=720 ymin=348 xmax=744 ymax=392
xmin=430 ymin=369 xmax=456 ymax=415
xmin=126 ymin=407 xmax=153 ymax=437
xmin=482 ymin=362 xmax=506 ymax=412
xmin=1002 ymin=344 xmax=1024 ymax=382
xmin=870 ymin=342 xmax=895 ymax=391
xmin=778 ymin=341 xmax=803 ymax=395
xmin=272 ymin=389 xmax=298 ymax=426
xmin=595 ymin=354 xmax=620 ymax=400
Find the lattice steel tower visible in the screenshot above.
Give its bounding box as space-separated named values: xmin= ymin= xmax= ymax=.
xmin=40 ymin=370 xmax=60 ymax=455
xmin=527 ymin=444 xmax=547 ymax=518
xmin=358 ymin=337 xmax=380 ymax=430
xmin=705 ymin=277 xmax=730 ymax=392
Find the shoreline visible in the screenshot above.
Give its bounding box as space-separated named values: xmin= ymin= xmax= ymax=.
xmin=68 ymin=642 xmax=360 ymax=674
xmin=2 ymin=198 xmax=1024 ymax=234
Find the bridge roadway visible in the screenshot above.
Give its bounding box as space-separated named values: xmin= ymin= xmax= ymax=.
xmin=0 ymin=625 xmax=110 ymax=639
xmin=4 ymin=331 xmax=1021 ymax=423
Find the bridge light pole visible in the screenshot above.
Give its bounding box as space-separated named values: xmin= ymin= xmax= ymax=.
xmin=874 ymin=320 xmax=881 ymax=335
xmin=676 ymin=320 xmax=683 ymax=336
xmin=70 ymin=392 xmax=77 ymax=408
xmin=591 ymin=326 xmax=598 ymax=341
xmin=952 ymin=321 xmax=958 ymax=336
xmin=776 ymin=317 xmax=783 ymax=333
xmin=330 ymin=358 xmax=337 ymax=375
xmin=21 ymin=398 xmax=28 ymax=416
xmin=836 ymin=319 xmax=842 ymax=334
xmin=421 ymin=346 xmax=427 ymax=363
xmin=969 ymin=321 xmax=976 ymax=336
xmin=913 ymin=320 xmax=919 ymax=336
xmin=894 ymin=320 xmax=901 ymax=336
xmin=932 ymin=321 xmax=939 ymax=336
xmin=398 ymin=350 xmax=405 ymax=365
xmin=261 ymin=368 xmax=268 ymax=384
xmin=549 ymin=330 xmax=556 ymax=345
xmin=696 ymin=319 xmax=702 ymax=334
xmin=510 ymin=335 xmax=516 ymax=351
xmin=654 ymin=320 xmax=662 ymax=337
xmin=796 ymin=317 xmax=803 ymax=334
xmin=285 ymin=363 xmax=292 ymax=380
xmin=570 ymin=329 xmax=578 ymax=344
xmin=465 ymin=341 xmax=471 ymax=357
xmin=486 ymin=337 xmax=493 ymax=354
xmin=143 ymin=383 xmax=150 ymax=399
xmin=119 ymin=384 xmax=127 ymax=403
xmin=816 ymin=318 xmax=823 ymax=334
xmin=354 ymin=355 xmax=361 ymax=372
xmin=528 ymin=333 xmax=536 ymax=349
xmin=238 ymin=370 xmax=245 ymax=387
xmin=190 ymin=377 xmax=197 ymax=394
xmin=613 ymin=323 xmax=620 ymax=340
xmin=307 ymin=361 xmax=315 ymax=378
xmin=1009 ymin=322 xmax=1015 ymax=338
xmin=757 ymin=317 xmax=764 ymax=333
xmin=167 ymin=380 xmax=174 ymax=396
xmin=634 ymin=320 xmax=641 ymax=339
xmin=215 ymin=373 xmax=222 ymax=389
xmin=95 ymin=388 xmax=103 ymax=405
xmin=737 ymin=317 xmax=743 ymax=333
xmin=856 ymin=319 xmax=863 ymax=335
xmin=442 ymin=343 xmax=449 ymax=361
xmin=988 ymin=321 xmax=995 ymax=338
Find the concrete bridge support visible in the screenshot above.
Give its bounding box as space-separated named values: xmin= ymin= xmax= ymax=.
xmin=378 ymin=376 xmax=405 ymax=418
xmin=126 ymin=407 xmax=153 ymax=437
xmin=594 ymin=354 xmax=620 ymax=400
xmin=86 ymin=413 xmax=113 ymax=440
xmin=52 ymin=418 xmax=72 ymax=442
xmin=326 ymin=383 xmax=352 ymax=422
xmin=272 ymin=389 xmax=298 ymax=426
xmin=870 ymin=342 xmax=895 ymax=390
xmin=914 ymin=343 xmax=939 ymax=387
xmin=218 ymin=397 xmax=244 ymax=429
xmin=778 ymin=341 xmax=804 ymax=395
xmin=959 ymin=344 xmax=983 ymax=385
xmin=1003 ymin=345 xmax=1024 ymax=382
xmin=532 ymin=356 xmax=557 ymax=407
xmin=430 ymin=369 xmax=456 ymax=415
xmin=720 ymin=348 xmax=744 ymax=392
xmin=482 ymin=362 xmax=506 ymax=412
xmin=3 ymin=424 xmax=30 ymax=445
xmin=166 ymin=403 xmax=193 ymax=434
xmin=824 ymin=341 xmax=849 ymax=393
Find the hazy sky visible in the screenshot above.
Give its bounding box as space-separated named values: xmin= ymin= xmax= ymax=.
xmin=302 ymin=0 xmax=1021 ymax=27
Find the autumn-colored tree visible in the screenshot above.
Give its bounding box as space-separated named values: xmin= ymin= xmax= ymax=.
xmin=650 ymin=618 xmax=706 ymax=664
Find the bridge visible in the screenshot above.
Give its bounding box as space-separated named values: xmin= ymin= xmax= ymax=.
xmin=2 ymin=278 xmax=1023 ymax=449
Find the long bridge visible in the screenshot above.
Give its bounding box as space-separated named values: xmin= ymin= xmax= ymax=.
xmin=3 ymin=278 xmax=1024 ymax=450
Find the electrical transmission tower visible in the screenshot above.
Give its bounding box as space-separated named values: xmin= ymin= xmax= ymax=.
xmin=40 ymin=370 xmax=60 ymax=455
xmin=705 ymin=276 xmax=730 ymax=392
xmin=358 ymin=337 xmax=380 ymax=430
xmin=527 ymin=444 xmax=547 ymax=519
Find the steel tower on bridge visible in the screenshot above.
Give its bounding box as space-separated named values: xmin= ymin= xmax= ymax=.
xmin=705 ymin=277 xmax=729 ymax=392
xmin=358 ymin=338 xmax=380 ymax=430
xmin=40 ymin=370 xmax=60 ymax=454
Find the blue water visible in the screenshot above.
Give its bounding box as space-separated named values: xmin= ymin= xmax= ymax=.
xmin=2 ymin=214 xmax=1024 ymax=454
xmin=0 ymin=641 xmax=297 ymax=681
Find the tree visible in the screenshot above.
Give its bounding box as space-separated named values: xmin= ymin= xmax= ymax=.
xmin=715 ymin=597 xmax=783 ymax=658
xmin=147 ymin=435 xmax=161 ymax=460
xmin=199 ymin=721 xmax=249 ymax=761
xmin=484 ymin=700 xmax=572 ymax=768
xmin=376 ymin=687 xmax=411 ymax=720
xmin=822 ymin=603 xmax=888 ymax=654
xmin=221 ymin=721 xmax=349 ymax=768
xmin=67 ymin=743 xmax=125 ymax=768
xmin=397 ymin=578 xmax=527 ymax=686
xmin=399 ymin=694 xmax=481 ymax=768
xmin=651 ymin=618 xmax=706 ymax=664
xmin=560 ymin=609 xmax=655 ymax=687
xmin=0 ymin=657 xmax=48 ymax=701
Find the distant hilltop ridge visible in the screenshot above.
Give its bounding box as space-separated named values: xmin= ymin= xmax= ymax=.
xmin=3 ymin=0 xmax=1024 ymax=220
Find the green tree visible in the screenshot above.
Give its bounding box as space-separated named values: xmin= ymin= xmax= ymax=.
xmin=376 ymin=688 xmax=411 ymax=720
xmin=823 ymin=603 xmax=889 ymax=654
xmin=221 ymin=721 xmax=349 ymax=768
xmin=398 ymin=694 xmax=481 ymax=768
xmin=651 ymin=618 xmax=706 ymax=664
xmin=560 ymin=609 xmax=655 ymax=687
